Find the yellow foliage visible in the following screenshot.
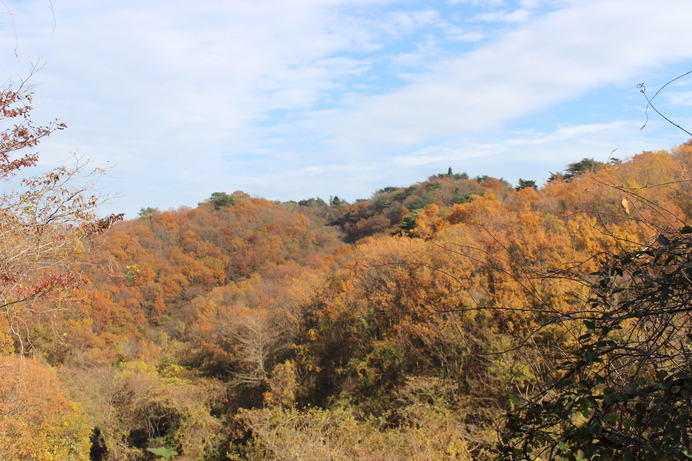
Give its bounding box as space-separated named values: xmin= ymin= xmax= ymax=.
xmin=0 ymin=356 xmax=91 ymax=460
xmin=63 ymin=361 xmax=225 ymax=460
xmin=234 ymin=404 xmax=476 ymax=460
xmin=267 ymin=360 xmax=299 ymax=408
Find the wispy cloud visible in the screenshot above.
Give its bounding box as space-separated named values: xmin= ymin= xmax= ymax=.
xmin=394 ymin=121 xmax=631 ymax=168
xmin=328 ymin=1 xmax=692 ymax=154
xmin=1 ymin=0 xmax=691 ymax=216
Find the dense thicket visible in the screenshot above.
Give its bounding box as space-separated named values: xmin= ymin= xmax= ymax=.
xmin=2 ymin=140 xmax=691 ymax=460
xmin=500 ymin=224 xmax=692 ymax=460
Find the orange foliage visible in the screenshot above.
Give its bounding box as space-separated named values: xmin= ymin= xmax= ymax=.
xmin=10 ymin=144 xmax=690 ymax=459
xmin=0 ymin=356 xmax=90 ymax=460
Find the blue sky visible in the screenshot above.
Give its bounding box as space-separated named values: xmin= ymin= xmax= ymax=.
xmin=2 ymin=0 xmax=692 ymax=218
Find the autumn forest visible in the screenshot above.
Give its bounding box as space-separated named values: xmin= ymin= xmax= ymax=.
xmin=1 ymin=86 xmax=691 ymax=460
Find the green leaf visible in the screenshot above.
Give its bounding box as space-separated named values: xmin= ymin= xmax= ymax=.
xmin=557 ymin=440 xmax=569 ymax=453
xmin=146 ymin=447 xmax=179 ymax=458
xmin=508 ymin=393 xmax=521 ymax=408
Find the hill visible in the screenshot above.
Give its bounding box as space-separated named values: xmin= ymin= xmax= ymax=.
xmin=2 ymin=143 xmax=691 ymax=460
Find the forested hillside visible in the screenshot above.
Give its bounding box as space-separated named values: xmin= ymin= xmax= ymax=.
xmin=2 ymin=102 xmax=691 ymax=460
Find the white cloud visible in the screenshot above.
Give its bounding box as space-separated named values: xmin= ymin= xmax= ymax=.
xmin=448 ymin=0 xmax=505 ymax=6
xmin=665 ymin=92 xmax=692 ymax=107
xmin=395 ymin=144 xmax=490 ymax=167
xmin=510 ymin=122 xmax=630 ymax=145
xmin=326 ymin=0 xmax=692 ymax=157
xmin=471 ymin=8 xmax=534 ymax=23
xmin=394 ymin=121 xmax=629 ymax=167
xmin=2 ymin=0 xmax=692 ymax=217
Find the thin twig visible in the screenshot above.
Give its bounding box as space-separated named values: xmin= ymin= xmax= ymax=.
xmin=639 ymin=70 xmax=692 ymax=137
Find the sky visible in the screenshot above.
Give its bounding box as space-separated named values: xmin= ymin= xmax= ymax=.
xmin=2 ymin=0 xmax=692 ymax=218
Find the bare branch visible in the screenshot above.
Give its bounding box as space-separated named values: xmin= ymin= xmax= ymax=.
xmin=638 ymin=70 xmax=692 ymax=137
